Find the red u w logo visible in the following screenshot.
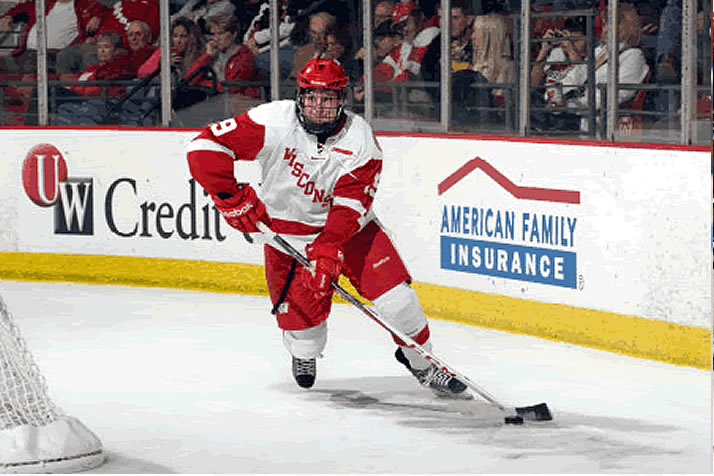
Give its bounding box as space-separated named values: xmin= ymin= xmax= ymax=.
xmin=22 ymin=143 xmax=68 ymax=207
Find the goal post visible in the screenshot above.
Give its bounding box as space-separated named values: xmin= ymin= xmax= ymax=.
xmin=0 ymin=293 xmax=105 ymax=473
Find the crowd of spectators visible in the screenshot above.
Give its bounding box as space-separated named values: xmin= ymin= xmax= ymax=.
xmin=0 ymin=0 xmax=709 ymax=134
xmin=530 ymin=5 xmax=650 ymax=132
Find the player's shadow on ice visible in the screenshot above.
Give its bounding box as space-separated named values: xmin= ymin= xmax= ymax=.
xmin=279 ymin=375 xmax=678 ymax=436
xmin=283 ymin=375 xmax=511 ymax=430
xmin=274 ymin=376 xmax=690 ymax=471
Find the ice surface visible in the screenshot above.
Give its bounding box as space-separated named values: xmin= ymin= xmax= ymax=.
xmin=0 ymin=280 xmax=709 ymax=473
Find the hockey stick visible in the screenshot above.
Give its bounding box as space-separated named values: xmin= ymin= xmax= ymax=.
xmin=256 ymin=221 xmax=552 ymax=424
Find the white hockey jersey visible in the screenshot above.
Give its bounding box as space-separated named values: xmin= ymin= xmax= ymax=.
xmin=187 ymin=100 xmax=383 ymax=251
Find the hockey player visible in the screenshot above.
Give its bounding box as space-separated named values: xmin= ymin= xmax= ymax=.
xmin=186 ymin=57 xmax=467 ymax=398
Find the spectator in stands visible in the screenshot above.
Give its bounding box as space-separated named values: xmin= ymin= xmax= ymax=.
xmin=529 ymin=17 xmax=590 ymax=131
xmin=370 ymin=19 xmax=401 ymax=63
xmin=452 ymin=14 xmax=514 ymax=125
xmin=393 ymin=2 xmax=422 ymax=45
xmin=242 ymin=0 xmax=296 ymax=80
xmin=322 ymin=26 xmax=360 ymax=82
xmin=55 ymin=30 xmax=135 ymax=124
xmin=371 ymin=19 xmax=401 ymax=63
xmin=450 ymin=2 xmax=473 ymax=71
xmin=290 ymin=0 xmax=354 ymax=34
xmin=530 ymin=5 xmax=649 ymax=132
xmin=352 ymin=19 xmax=401 ymax=102
xmin=179 ymin=14 xmax=263 ymax=109
xmin=322 ymin=28 xmax=345 ymax=62
xmin=125 ymin=20 xmax=156 ymax=72
xmin=373 ymin=0 xmax=396 ymax=28
xmin=420 ymin=0 xmax=473 ymax=75
xmin=655 ymin=0 xmax=690 ymax=82
xmin=420 ymin=0 xmax=473 ymax=113
xmin=372 ymin=2 xmax=439 ymax=84
xmin=352 ymin=1 xmax=399 ymax=76
xmin=117 ymin=17 xmax=206 ymax=126
xmin=574 ymin=5 xmax=649 ymax=116
xmin=288 ymin=11 xmax=335 ymax=79
xmin=56 ymin=0 xmax=159 ymax=74
xmin=351 ymin=19 xmax=399 ymax=100
xmin=0 ymin=0 xmax=111 ymax=74
xmin=170 ymin=0 xmax=236 ymax=34
xmin=653 ymin=0 xmax=710 ymax=114
xmin=355 ymin=2 xmax=437 ymax=112
xmin=530 ymin=18 xmax=587 ymax=106
xmin=469 ymin=15 xmax=513 ymax=88
xmin=104 ymin=0 xmax=160 ymax=45
xmin=137 ymin=17 xmax=205 ymax=80
xmin=62 ymin=30 xmax=133 ymax=96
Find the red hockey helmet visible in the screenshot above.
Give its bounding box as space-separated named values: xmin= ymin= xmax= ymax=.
xmin=296 ymin=58 xmax=349 ymax=136
xmin=297 ymin=57 xmax=349 ymax=90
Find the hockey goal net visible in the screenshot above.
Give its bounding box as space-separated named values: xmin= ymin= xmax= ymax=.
xmin=0 ymin=293 xmax=105 ymax=473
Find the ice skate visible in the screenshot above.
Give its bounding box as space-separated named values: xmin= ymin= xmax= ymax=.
xmin=395 ymin=348 xmax=471 ymax=399
xmin=292 ymin=356 xmax=316 ymax=389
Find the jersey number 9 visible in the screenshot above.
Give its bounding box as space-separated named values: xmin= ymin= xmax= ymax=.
xmin=210 ymin=118 xmax=238 ymax=137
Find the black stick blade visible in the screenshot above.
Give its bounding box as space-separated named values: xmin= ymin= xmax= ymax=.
xmin=515 ymin=402 xmax=552 ymax=421
xmin=504 ymin=415 xmax=524 ymax=425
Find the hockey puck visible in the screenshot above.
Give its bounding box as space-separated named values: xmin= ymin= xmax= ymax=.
xmin=504 ymin=415 xmax=524 ymax=425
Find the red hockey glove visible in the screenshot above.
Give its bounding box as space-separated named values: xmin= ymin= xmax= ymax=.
xmin=301 ymin=242 xmax=344 ymax=298
xmin=213 ymin=184 xmax=270 ymax=233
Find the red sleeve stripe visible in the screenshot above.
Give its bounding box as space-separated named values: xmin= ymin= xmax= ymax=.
xmin=333 ymin=196 xmax=367 ymax=216
xmin=187 ymin=138 xmax=236 ymax=160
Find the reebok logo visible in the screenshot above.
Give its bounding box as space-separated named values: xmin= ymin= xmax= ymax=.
xmin=372 ymin=256 xmax=390 ymax=269
xmin=222 ymin=202 xmax=254 ymax=217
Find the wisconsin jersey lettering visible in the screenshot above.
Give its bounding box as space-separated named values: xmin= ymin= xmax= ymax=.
xmin=281 ymin=146 xmax=332 ymax=205
xmin=187 ymin=100 xmax=381 ymax=249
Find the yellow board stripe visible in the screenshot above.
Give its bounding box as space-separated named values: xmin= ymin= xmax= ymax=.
xmin=411 ymin=282 xmax=710 ymax=370
xmin=0 ymin=252 xmax=709 ymax=369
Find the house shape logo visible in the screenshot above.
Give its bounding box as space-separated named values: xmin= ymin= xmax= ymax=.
xmin=438 ymin=157 xmax=580 ymax=204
